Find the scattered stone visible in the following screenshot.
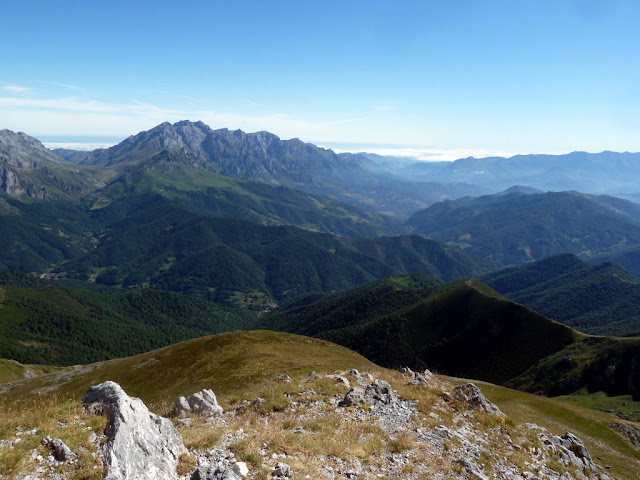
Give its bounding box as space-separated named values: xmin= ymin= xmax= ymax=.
xmin=423 ymin=368 xmax=435 ymax=381
xmin=174 ymin=389 xmax=224 ymax=418
xmin=610 ymin=421 xmax=640 ymax=449
xmin=16 ymin=426 xmax=38 ymax=436
xmin=177 ymin=418 xmax=193 ymax=427
xmin=273 ymin=462 xmax=291 ymax=477
xmin=400 ymin=367 xmax=414 ymax=376
xmin=50 ymin=438 xmax=77 ymax=462
xmin=339 ymin=386 xmax=366 ymax=407
xmin=365 ymin=379 xmax=396 ymax=405
xmin=191 ymin=464 xmax=242 ymax=480
xmin=457 ymin=459 xmax=489 ymax=480
xmin=334 ymin=375 xmax=350 ymax=388
xmin=41 ymin=436 xmax=77 ymax=462
xmin=83 ymin=381 xmax=187 ymax=480
xmin=339 ymin=379 xmax=398 ymax=407
xmin=276 ymin=374 xmax=292 ymax=383
xmin=320 ymin=465 xmax=335 ymax=480
xmin=232 ymin=461 xmax=249 ymax=478
xmin=454 ymin=383 xmax=504 ymax=416
xmin=540 ymin=430 xmax=597 ymax=474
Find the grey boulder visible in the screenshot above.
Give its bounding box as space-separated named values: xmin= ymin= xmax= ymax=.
xmin=174 ymin=389 xmax=224 ymax=418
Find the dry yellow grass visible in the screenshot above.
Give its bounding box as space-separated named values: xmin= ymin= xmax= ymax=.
xmin=0 ymin=393 xmax=105 ymax=479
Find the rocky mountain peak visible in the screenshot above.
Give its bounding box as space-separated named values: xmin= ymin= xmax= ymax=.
xmin=0 ymin=129 xmax=63 ymax=168
xmin=78 ymin=120 xmax=362 ymax=184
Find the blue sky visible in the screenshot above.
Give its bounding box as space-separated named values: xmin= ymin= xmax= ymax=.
xmin=1 ymin=0 xmax=640 ymax=159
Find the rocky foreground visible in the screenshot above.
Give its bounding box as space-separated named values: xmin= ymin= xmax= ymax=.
xmin=1 ymin=368 xmax=624 ymax=480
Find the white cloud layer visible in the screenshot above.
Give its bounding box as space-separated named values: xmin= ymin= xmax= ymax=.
xmin=44 ymin=142 xmax=117 ymax=151
xmin=329 ymin=146 xmax=525 ymax=162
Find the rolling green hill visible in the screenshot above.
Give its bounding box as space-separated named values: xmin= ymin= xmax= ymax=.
xmin=407 ymin=191 xmax=640 ymax=266
xmin=598 ymin=247 xmax=640 ymax=280
xmin=53 ymin=202 xmax=485 ymax=306
xmin=480 ymin=254 xmax=640 ymax=336
xmin=260 ymin=273 xmax=442 ymax=336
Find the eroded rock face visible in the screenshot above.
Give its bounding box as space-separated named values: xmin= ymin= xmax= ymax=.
xmin=0 ymin=166 xmax=22 ymax=195
xmin=173 ymin=389 xmax=224 ymax=418
xmin=83 ymin=381 xmax=187 ymax=480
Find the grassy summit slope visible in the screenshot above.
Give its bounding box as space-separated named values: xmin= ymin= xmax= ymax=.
xmin=0 ymin=331 xmax=376 ymax=405
xmin=1 ymin=330 xmax=638 ymax=479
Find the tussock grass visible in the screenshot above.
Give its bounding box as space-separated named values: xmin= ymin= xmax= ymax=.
xmin=177 ymin=453 xmax=197 ymax=476
xmin=387 ymin=431 xmax=416 ymax=453
xmin=177 ymin=417 xmax=224 ymax=451
xmin=0 ymin=393 xmax=105 ymax=479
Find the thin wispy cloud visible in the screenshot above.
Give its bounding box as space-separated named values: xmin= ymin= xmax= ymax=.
xmin=0 ymin=95 xmax=186 ymax=116
xmin=0 ymin=91 xmax=374 ymax=142
xmin=44 ymin=82 xmax=85 ymax=91
xmin=328 ymin=117 xmax=369 ymax=125
xmin=2 ymin=85 xmax=33 ymax=95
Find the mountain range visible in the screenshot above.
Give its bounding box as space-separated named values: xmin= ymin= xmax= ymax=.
xmin=48 ymin=120 xmax=486 ymax=217
xmin=397 ymin=150 xmax=640 ymax=198
xmin=3 ymin=120 xmax=640 ymax=413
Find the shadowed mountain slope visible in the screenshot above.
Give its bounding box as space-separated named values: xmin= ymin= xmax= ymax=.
xmin=261 ymin=275 xmax=640 ymax=399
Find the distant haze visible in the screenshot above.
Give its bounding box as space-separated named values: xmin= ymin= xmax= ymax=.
xmin=328 ymin=146 xmax=529 ymax=162
xmin=45 ymin=142 xmax=117 ymax=151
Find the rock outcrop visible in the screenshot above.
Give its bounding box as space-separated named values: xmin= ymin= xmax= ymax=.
xmin=173 ymin=389 xmax=224 ymax=418
xmin=339 ymin=379 xmax=397 ymax=407
xmin=454 ymin=382 xmax=505 ymax=416
xmin=83 ymin=381 xmax=187 ymax=480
